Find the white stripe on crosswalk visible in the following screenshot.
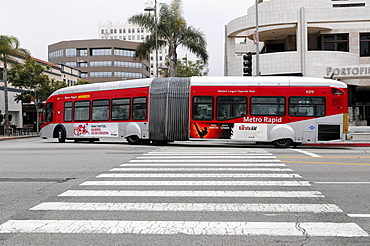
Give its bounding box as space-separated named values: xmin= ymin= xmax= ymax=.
xmin=144 ymin=153 xmax=273 ymax=156
xmin=121 ymin=163 xmax=286 ymax=167
xmin=0 ymin=220 xmax=367 ymax=237
xmin=30 ymin=202 xmax=343 ymax=213
xmin=110 ymin=168 xmax=293 ymax=172
xmin=137 ymin=156 xmax=277 ymax=159
xmin=80 ymin=180 xmax=310 ymax=186
xmin=58 ymin=190 xmax=324 ymax=197
xmin=96 ymin=173 xmax=302 ymax=178
xmin=130 ymin=159 xmax=282 ymax=163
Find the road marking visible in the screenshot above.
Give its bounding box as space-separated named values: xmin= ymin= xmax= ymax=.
xmin=137 ymin=156 xmax=277 ymax=159
xmin=0 ymin=220 xmax=367 ymax=237
xmin=97 ymin=173 xmax=302 ymax=178
xmin=121 ymin=163 xmax=286 ymax=167
xmin=130 ymin=159 xmax=282 ymax=163
xmin=291 ymin=149 xmax=322 ymax=157
xmin=58 ymin=190 xmax=324 ymax=197
xmin=144 ymin=153 xmax=273 ymax=156
xmin=79 ymin=180 xmax=310 ymax=186
xmin=314 ymin=182 xmax=370 ymax=184
xmin=348 ymin=214 xmax=370 ymax=218
xmin=283 ymin=161 xmax=370 ymax=166
xmin=111 ymin=168 xmax=294 ymax=172
xmin=30 ymin=202 xmax=343 ymax=213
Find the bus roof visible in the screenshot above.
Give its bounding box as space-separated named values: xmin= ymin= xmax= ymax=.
xmin=50 ymin=76 xmax=346 ymax=97
xmin=190 ymin=76 xmax=347 ymax=88
xmin=50 ymin=78 xmax=153 ymax=96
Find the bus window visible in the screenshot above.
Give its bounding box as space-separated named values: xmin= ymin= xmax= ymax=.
xmin=74 ymin=100 xmax=90 ymax=121
xmin=92 ymin=99 xmax=110 ymax=121
xmin=289 ymin=97 xmax=325 ymax=117
xmin=250 ymin=97 xmax=285 ymax=116
xmin=112 ymin=98 xmax=130 ymax=120
xmin=132 ymin=97 xmax=147 ymax=120
xmin=64 ymin=102 xmax=72 ymax=122
xmin=217 ymin=96 xmax=247 ymax=121
xmin=45 ymin=102 xmax=53 ymax=122
xmin=193 ymin=96 xmax=213 ymax=120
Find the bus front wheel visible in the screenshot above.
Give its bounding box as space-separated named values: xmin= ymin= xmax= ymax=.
xmin=57 ymin=128 xmax=66 ymax=143
xmin=272 ymin=138 xmax=292 ymax=148
xmin=127 ymin=135 xmax=141 ymax=145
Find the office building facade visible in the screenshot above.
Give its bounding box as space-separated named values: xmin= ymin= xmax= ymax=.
xmin=48 ymin=39 xmax=150 ymax=83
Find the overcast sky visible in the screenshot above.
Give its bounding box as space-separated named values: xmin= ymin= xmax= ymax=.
xmin=1 ymin=0 xmax=255 ymax=76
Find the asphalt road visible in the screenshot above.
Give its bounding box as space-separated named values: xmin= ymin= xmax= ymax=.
xmin=0 ymin=137 xmax=369 ymax=245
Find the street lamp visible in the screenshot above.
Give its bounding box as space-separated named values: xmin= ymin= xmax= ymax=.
xmin=145 ymin=0 xmax=158 ymax=77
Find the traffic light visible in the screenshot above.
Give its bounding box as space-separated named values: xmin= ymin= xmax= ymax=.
xmin=243 ymin=52 xmax=252 ymax=76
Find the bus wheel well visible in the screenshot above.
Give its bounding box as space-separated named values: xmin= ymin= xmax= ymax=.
xmin=127 ymin=135 xmax=141 ymax=145
xmin=272 ymin=138 xmax=293 ymax=148
xmin=54 ymin=125 xmax=66 ymax=143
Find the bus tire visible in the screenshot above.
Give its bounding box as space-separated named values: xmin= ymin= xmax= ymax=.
xmin=57 ymin=128 xmax=66 ymax=143
xmin=273 ymin=138 xmax=292 ymax=148
xmin=127 ymin=135 xmax=141 ymax=145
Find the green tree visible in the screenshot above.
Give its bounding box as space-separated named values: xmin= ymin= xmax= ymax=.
xmin=176 ymin=58 xmax=208 ymax=77
xmin=0 ymin=35 xmax=30 ymax=136
xmin=8 ymin=57 xmax=67 ymax=132
xmin=129 ymin=0 xmax=208 ymax=77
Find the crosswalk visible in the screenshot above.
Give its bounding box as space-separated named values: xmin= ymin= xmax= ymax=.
xmin=0 ymin=147 xmax=368 ymax=239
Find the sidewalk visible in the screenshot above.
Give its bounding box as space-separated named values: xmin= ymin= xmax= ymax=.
xmin=0 ymin=133 xmax=40 ymax=141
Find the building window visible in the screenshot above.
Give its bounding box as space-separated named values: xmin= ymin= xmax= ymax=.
xmin=77 ymin=48 xmax=87 ymax=57
xmin=114 ymin=72 xmax=143 ymax=78
xmin=91 ymin=48 xmax=111 ymax=56
xmin=114 ymin=48 xmax=135 ymax=57
xmin=114 ymin=61 xmax=142 ymax=68
xmin=90 ymin=61 xmax=112 ymax=67
xmin=360 ymin=33 xmax=370 ymax=57
xmin=48 ymin=49 xmax=63 ymax=60
xmin=319 ymin=34 xmax=349 ymax=52
xmin=80 ymin=72 xmax=88 ymax=78
xmin=90 ymin=72 xmax=112 ymax=77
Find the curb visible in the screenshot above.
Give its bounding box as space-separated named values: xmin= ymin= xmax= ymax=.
xmin=0 ymin=135 xmax=39 ymax=141
xmin=302 ymin=142 xmax=370 ymax=147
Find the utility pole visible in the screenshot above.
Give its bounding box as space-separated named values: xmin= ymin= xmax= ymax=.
xmin=255 ymin=0 xmax=260 ymax=76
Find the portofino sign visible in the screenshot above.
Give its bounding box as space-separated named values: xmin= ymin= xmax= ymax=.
xmin=326 ymin=65 xmax=370 ymax=78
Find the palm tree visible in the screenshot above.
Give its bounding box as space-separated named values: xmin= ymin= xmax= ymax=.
xmin=129 ymin=0 xmax=208 ymax=77
xmin=0 ymin=35 xmax=30 ymax=136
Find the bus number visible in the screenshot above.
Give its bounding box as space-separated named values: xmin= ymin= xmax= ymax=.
xmin=306 ymin=90 xmax=314 ymax=94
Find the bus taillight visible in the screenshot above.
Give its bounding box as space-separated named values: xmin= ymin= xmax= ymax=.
xmin=332 ymin=88 xmax=344 ymax=95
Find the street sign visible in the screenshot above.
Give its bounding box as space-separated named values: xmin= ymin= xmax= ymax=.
xmin=253 ymin=30 xmax=259 ymax=44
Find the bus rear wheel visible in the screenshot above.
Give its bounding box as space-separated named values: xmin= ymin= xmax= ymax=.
xmin=272 ymin=138 xmax=292 ymax=148
xmin=57 ymin=128 xmax=66 ymax=143
xmin=127 ymin=135 xmax=141 ymax=145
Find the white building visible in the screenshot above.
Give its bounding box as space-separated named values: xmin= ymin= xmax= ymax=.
xmin=225 ymin=0 xmax=370 ymax=125
xmin=98 ymin=1 xmax=168 ymax=77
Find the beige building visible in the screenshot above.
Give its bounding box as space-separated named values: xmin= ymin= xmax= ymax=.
xmin=1 ymin=56 xmax=80 ymax=129
xmin=225 ymin=0 xmax=370 ymax=124
xmin=48 ymin=39 xmax=150 ymax=83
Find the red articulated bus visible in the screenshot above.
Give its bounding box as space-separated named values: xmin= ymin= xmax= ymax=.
xmin=40 ymin=76 xmax=349 ymax=147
